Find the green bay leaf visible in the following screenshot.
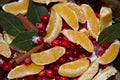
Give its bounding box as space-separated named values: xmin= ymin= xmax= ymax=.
xmin=27 ymin=0 xmax=49 ymax=25
xmin=0 ymin=10 xmax=25 ymax=36
xmin=98 ymin=23 xmax=120 ymax=44
xmin=10 ymin=31 xmax=38 ymax=51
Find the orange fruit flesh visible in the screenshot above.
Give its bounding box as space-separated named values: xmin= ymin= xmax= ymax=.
xmin=100 ymin=7 xmax=112 ymax=31
xmin=66 ymin=2 xmax=86 ymax=23
xmin=62 ymin=29 xmax=94 ymax=52
xmin=31 ymin=46 xmax=65 ymax=65
xmin=33 ymin=0 xmax=66 ymax=5
xmin=0 ymin=34 xmax=11 ymax=58
xmin=44 ymin=10 xmax=62 ymax=43
xmin=81 ymin=4 xmax=100 ymax=39
xmin=98 ymin=40 xmax=120 ymax=65
xmin=2 ymin=0 xmax=29 ymax=15
xmin=52 ymin=3 xmax=79 ymax=31
xmin=58 ymin=58 xmax=90 ymax=77
xmin=7 ymin=63 xmax=44 ymax=79
xmin=78 ymin=60 xmax=99 ymax=80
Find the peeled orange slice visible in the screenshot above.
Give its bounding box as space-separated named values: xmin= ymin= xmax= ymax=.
xmin=92 ymin=66 xmax=117 ymax=80
xmin=0 ymin=33 xmax=11 ymax=58
xmin=3 ymin=31 xmax=15 ymax=44
xmin=7 ymin=63 xmax=44 ymax=79
xmin=100 ymin=7 xmax=112 ymax=31
xmin=58 ymin=58 xmax=90 ymax=77
xmin=62 ymin=29 xmax=94 ymax=52
xmin=66 ymin=2 xmax=86 ymax=23
xmin=78 ymin=60 xmax=99 ymax=80
xmin=33 ymin=0 xmax=66 ymax=5
xmin=52 ymin=3 xmax=79 ymax=31
xmin=79 ymin=28 xmax=90 ymax=37
xmin=44 ymin=10 xmax=62 ymax=43
xmin=31 ymin=46 xmax=65 ymax=65
xmin=81 ymin=4 xmax=100 ymax=39
xmin=98 ymin=40 xmax=120 ymax=65
xmin=2 ymin=0 xmax=29 ymax=15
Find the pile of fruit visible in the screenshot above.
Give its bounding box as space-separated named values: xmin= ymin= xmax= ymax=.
xmin=0 ymin=0 xmax=120 ymax=80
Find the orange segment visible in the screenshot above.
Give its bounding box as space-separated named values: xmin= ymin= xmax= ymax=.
xmin=93 ymin=66 xmax=117 ymax=80
xmin=98 ymin=40 xmax=120 ymax=65
xmin=58 ymin=58 xmax=90 ymax=77
xmin=78 ymin=60 xmax=99 ymax=80
xmin=33 ymin=0 xmax=66 ymax=5
xmin=52 ymin=3 xmax=79 ymax=31
xmin=100 ymin=7 xmax=112 ymax=31
xmin=31 ymin=46 xmax=65 ymax=65
xmin=0 ymin=34 xmax=11 ymax=58
xmin=81 ymin=4 xmax=100 ymax=39
xmin=66 ymin=2 xmax=86 ymax=23
xmin=62 ymin=29 xmax=94 ymax=52
xmin=79 ymin=28 xmax=90 ymax=37
xmin=7 ymin=63 xmax=44 ymax=79
xmin=3 ymin=31 xmax=15 ymax=44
xmin=44 ymin=10 xmax=62 ymax=43
xmin=2 ymin=0 xmax=29 ymax=15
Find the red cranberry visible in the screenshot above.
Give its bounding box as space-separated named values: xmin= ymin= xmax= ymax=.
xmin=0 ymin=71 xmax=3 ymax=79
xmin=38 ymin=70 xmax=45 ymax=77
xmin=52 ymin=40 xmax=59 ymax=46
xmin=53 ymin=65 xmax=59 ymax=75
xmin=72 ymin=57 xmax=78 ymax=61
xmin=44 ymin=43 xmax=51 ymax=50
xmin=86 ymin=52 xmax=92 ymax=57
xmin=71 ymin=77 xmax=78 ymax=80
xmin=64 ymin=50 xmax=72 ymax=57
xmin=101 ymin=65 xmax=108 ymax=70
xmin=55 ymin=76 xmax=61 ymax=80
xmin=72 ymin=49 xmax=79 ymax=57
xmin=60 ymin=77 xmax=68 ymax=80
xmin=79 ymin=54 xmax=85 ymax=58
xmin=20 ymin=77 xmax=28 ymax=80
xmin=0 ymin=58 xmax=4 ymax=67
xmin=57 ymin=57 xmax=66 ymax=64
xmin=38 ymin=29 xmax=46 ymax=37
xmin=98 ymin=51 xmax=104 ymax=57
xmin=57 ymin=34 xmax=63 ymax=40
xmin=28 ymin=75 xmax=35 ymax=80
xmin=41 ymin=15 xmax=49 ymax=23
xmin=2 ymin=63 xmax=11 ymax=72
xmin=36 ymin=22 xmax=47 ymax=31
xmin=70 ymin=43 xmax=76 ymax=50
xmin=82 ymin=23 xmax=87 ymax=29
xmin=62 ymin=22 xmax=69 ymax=30
xmin=63 ymin=36 xmax=68 ymax=41
xmin=36 ymin=77 xmax=42 ymax=80
xmin=101 ymin=43 xmax=110 ymax=49
xmin=62 ymin=40 xmax=70 ymax=48
xmin=45 ymin=69 xmax=54 ymax=78
xmin=24 ymin=57 xmax=32 ymax=65
xmin=37 ymin=36 xmax=44 ymax=45
xmin=95 ymin=12 xmax=99 ymax=18
xmin=89 ymin=36 xmax=95 ymax=41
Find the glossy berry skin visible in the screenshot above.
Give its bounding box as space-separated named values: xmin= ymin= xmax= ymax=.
xmin=37 ymin=37 xmax=44 ymax=45
xmin=2 ymin=63 xmax=11 ymax=72
xmin=38 ymin=70 xmax=45 ymax=77
xmin=41 ymin=15 xmax=49 ymax=23
xmin=24 ymin=57 xmax=32 ymax=65
xmin=36 ymin=22 xmax=47 ymax=31
xmin=45 ymin=69 xmax=53 ymax=78
xmin=52 ymin=40 xmax=59 ymax=46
